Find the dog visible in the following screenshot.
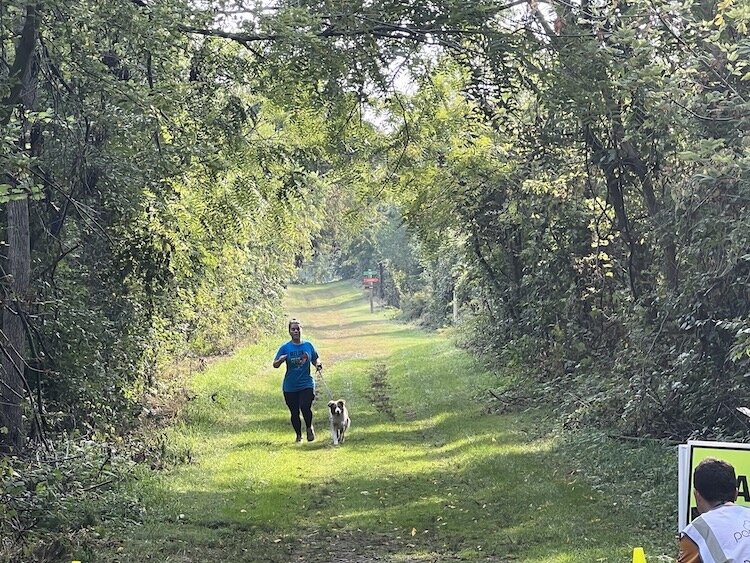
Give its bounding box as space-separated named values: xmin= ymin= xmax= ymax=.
xmin=327 ymin=399 xmax=350 ymax=445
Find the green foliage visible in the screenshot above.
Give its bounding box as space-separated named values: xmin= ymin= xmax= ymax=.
xmin=0 ymin=439 xmax=144 ymax=562
xmin=1 ymin=0 xmax=344 ymax=445
xmin=364 ymin=0 xmax=750 ymax=440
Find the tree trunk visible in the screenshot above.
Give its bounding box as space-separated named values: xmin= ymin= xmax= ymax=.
xmin=1 ymin=199 xmax=31 ymax=453
xmin=620 ymin=138 xmax=679 ymax=292
xmin=0 ymin=4 xmax=40 ymax=453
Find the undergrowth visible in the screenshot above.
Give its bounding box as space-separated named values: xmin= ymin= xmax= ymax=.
xmin=0 ymin=353 xmax=209 ymax=563
xmin=0 ymin=439 xmax=139 ymax=563
xmin=554 ymin=428 xmax=678 ymax=533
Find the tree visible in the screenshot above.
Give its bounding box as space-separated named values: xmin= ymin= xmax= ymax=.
xmin=1 ymin=3 xmax=41 ymax=453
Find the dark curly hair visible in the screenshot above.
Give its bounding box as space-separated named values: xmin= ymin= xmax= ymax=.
xmin=694 ymin=458 xmax=737 ymax=504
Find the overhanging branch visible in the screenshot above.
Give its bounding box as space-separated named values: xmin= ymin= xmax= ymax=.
xmin=177 ymin=3 xmax=527 ymax=51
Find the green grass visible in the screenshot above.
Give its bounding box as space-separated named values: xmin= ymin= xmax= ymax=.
xmin=86 ymin=280 xmax=676 ymax=562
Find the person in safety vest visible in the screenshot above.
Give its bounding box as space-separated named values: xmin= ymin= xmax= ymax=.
xmin=273 ymin=318 xmax=322 ymax=443
xmin=678 ymin=457 xmax=750 ymax=563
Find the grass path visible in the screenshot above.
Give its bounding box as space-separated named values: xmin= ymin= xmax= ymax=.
xmin=98 ymin=281 xmax=669 ymax=562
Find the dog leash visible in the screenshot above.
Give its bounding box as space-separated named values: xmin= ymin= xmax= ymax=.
xmin=315 ymin=366 xmax=335 ymax=401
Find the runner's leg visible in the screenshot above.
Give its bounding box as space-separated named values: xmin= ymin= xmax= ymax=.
xmin=299 ymin=388 xmax=314 ymax=428
xmin=283 ymin=391 xmax=302 ymax=438
xmin=299 ymin=388 xmax=315 ymax=440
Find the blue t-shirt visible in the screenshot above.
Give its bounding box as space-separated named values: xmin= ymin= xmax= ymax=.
xmin=275 ymin=340 xmax=319 ymax=392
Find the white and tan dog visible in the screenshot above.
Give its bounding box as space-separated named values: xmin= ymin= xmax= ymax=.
xmin=327 ymin=399 xmax=350 ymax=445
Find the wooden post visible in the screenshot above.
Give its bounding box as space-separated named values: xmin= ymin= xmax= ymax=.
xmin=369 ymin=284 xmax=374 ymax=313
xmin=378 ymin=262 xmax=384 ymax=299
xmin=453 ymin=286 xmax=458 ymax=323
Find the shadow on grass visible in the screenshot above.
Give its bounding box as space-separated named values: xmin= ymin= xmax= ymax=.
xmin=292 ymin=293 xmax=368 ymax=313
xmin=312 ymin=317 xmax=401 ymax=331
xmin=184 ymin=368 xmax=535 ymax=461
xmin=97 ymin=409 xmax=646 ymax=562
xmin=93 ymin=281 xmax=654 ymax=563
xmin=188 ymin=407 xmax=467 ymax=452
xmin=107 ymin=421 xmax=621 ymax=563
xmin=318 ymin=329 xmax=423 ymax=342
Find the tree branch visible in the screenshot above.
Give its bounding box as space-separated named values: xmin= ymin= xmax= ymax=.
xmin=178 ymin=12 xmax=522 ymax=51
xmin=1 ymin=4 xmax=41 ymax=126
xmin=651 ymin=1 xmax=747 ymax=105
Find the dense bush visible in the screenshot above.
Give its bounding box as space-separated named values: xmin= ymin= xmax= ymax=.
xmin=0 ymin=440 xmax=143 ymax=562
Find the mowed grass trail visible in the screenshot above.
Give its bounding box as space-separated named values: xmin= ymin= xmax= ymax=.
xmin=96 ymin=281 xmax=669 ymax=562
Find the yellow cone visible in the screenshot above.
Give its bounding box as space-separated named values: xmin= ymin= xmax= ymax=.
xmin=632 ymin=547 xmax=646 ymax=563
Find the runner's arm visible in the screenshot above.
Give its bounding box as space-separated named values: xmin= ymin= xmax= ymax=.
xmin=273 ymin=346 xmax=288 ymax=369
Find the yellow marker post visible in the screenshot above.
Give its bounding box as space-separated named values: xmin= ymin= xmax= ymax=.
xmin=632 ymin=547 xmax=646 ymax=563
